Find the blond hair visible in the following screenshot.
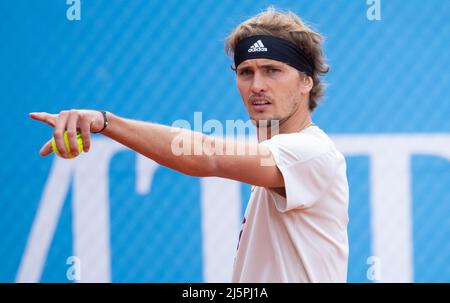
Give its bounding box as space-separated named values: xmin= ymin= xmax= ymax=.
xmin=225 ymin=7 xmax=329 ymax=111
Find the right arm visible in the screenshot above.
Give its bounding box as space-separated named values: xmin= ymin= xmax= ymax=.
xmin=30 ymin=110 xmax=285 ymax=188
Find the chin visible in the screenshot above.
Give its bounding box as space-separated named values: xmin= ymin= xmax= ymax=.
xmin=247 ymin=109 xmax=281 ymax=127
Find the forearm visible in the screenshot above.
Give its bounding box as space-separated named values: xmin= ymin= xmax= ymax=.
xmin=101 ymin=112 xmax=216 ymax=177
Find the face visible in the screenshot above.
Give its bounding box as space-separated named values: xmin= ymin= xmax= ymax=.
xmin=236 ymin=58 xmax=312 ymax=127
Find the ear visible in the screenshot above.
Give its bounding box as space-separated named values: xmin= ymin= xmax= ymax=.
xmin=299 ymin=75 xmax=313 ymax=95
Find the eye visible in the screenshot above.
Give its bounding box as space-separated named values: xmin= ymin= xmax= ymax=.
xmin=266 ymin=68 xmax=280 ymax=74
xmin=238 ymin=69 xmax=252 ymax=76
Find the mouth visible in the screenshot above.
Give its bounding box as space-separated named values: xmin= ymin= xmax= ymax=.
xmin=250 ymin=98 xmax=272 ymax=111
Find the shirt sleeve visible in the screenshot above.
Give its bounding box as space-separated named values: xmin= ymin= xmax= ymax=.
xmin=260 ymin=133 xmax=338 ymax=212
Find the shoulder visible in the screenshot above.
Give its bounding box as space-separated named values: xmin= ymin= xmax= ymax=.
xmin=261 ymin=126 xmax=337 ymax=165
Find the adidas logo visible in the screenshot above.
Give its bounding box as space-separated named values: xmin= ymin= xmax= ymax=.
xmin=248 ymin=40 xmax=267 ymax=52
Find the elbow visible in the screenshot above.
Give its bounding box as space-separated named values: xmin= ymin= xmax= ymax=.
xmin=175 ymin=153 xmax=218 ymax=178
xmin=171 ymin=135 xmax=220 ymax=178
xmin=186 ymin=136 xmax=220 ymax=177
xmin=188 ymin=154 xmax=218 ymax=178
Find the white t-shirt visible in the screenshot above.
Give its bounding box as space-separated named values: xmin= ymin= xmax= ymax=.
xmin=231 ymin=125 xmax=349 ymax=283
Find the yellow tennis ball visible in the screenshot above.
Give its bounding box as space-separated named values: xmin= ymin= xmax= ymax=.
xmin=51 ymin=131 xmax=83 ymax=158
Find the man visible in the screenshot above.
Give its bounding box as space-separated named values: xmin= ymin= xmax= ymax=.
xmin=30 ymin=7 xmax=349 ymax=282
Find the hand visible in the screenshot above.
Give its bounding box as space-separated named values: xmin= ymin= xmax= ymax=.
xmin=29 ymin=110 xmax=105 ymax=158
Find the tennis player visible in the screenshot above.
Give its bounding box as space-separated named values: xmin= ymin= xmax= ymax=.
xmin=30 ymin=7 xmax=349 ymax=283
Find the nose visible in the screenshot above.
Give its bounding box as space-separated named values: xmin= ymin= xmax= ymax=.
xmin=250 ymin=72 xmax=267 ymax=94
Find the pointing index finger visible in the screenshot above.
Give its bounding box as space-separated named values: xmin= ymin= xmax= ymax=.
xmin=29 ymin=112 xmax=57 ymax=127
